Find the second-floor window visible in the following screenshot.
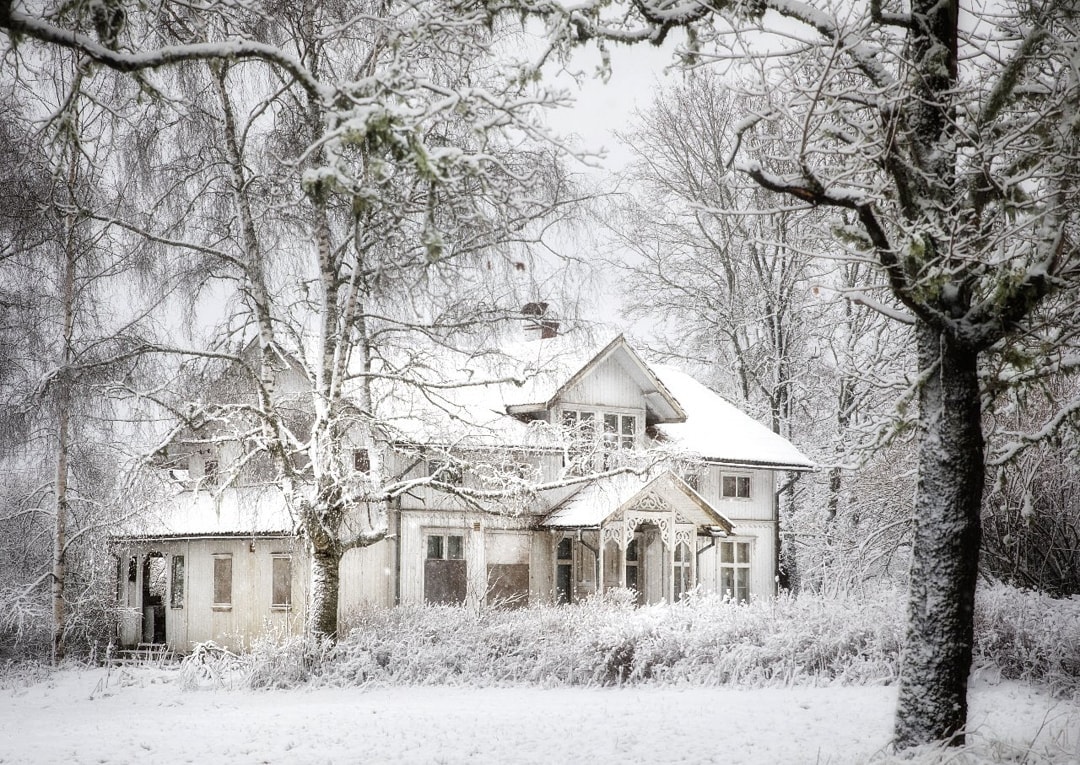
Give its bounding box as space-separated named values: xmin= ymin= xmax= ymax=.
xmin=722 ymin=474 xmax=752 ymax=499
xmin=562 ymin=409 xmax=638 ymax=473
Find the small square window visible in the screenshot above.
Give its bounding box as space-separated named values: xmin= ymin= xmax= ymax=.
xmin=353 ymin=449 xmax=370 ymax=473
xmin=722 ymin=474 xmax=752 ymax=499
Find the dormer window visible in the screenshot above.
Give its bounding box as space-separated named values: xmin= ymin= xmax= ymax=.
xmin=603 ymin=413 xmax=635 ymax=450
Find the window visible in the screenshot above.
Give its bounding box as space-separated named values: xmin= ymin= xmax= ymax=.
xmin=681 ymin=469 xmax=702 ymax=493
xmin=429 ymin=460 xmax=463 ymax=486
xmin=555 ymin=536 xmax=573 ymax=604
xmin=353 ymin=448 xmax=370 ymax=473
xmin=722 ymin=474 xmax=752 ymax=499
xmin=719 ymin=541 xmax=750 ymax=602
xmin=170 ymin=555 xmax=185 ymax=608
xmin=203 ymin=459 xmax=219 ymax=485
xmin=425 ymin=533 xmax=466 ymax=604
xmin=603 ymin=413 xmax=636 ymax=450
xmin=625 ymin=537 xmax=640 ymax=592
xmin=673 ymin=543 xmax=692 ymax=601
xmin=562 ymin=409 xmax=638 ymax=473
xmin=272 ymin=556 xmax=292 ymax=609
xmin=213 ymin=554 xmax=233 ymax=609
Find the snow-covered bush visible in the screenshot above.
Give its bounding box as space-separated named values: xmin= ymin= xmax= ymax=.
xmin=975 ymin=582 xmax=1080 ymax=698
xmin=200 ymin=582 xmax=1077 ymax=697
xmin=317 ymin=588 xmax=906 ymax=689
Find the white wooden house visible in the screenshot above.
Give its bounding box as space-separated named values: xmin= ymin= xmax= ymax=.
xmin=113 ymin=333 xmax=813 ymax=652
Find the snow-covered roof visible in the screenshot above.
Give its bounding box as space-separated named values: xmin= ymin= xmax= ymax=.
xmin=542 ymin=471 xmax=735 ymax=530
xmin=117 ymin=486 xmax=293 ymax=539
xmin=650 ymin=366 xmax=815 ymax=471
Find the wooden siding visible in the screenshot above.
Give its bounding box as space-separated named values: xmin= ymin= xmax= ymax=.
xmin=695 ymin=521 xmax=777 ymax=600
xmin=116 ymin=537 xmax=307 ymax=653
xmin=338 ymin=539 xmax=395 ymax=617
xmin=700 ymin=467 xmax=776 ymax=522
xmin=560 ymin=354 xmax=650 ymax=410
xmin=397 ymin=510 xmax=536 ymax=607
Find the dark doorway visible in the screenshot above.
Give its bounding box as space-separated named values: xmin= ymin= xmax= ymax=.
xmin=424 ymin=534 xmax=467 ymax=604
xmin=142 ymin=552 xmax=166 ymax=643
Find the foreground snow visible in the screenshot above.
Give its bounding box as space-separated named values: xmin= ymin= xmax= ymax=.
xmin=1 ymin=667 xmax=1077 ymax=764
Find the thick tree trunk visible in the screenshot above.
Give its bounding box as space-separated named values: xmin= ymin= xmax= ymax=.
xmin=309 ymin=545 xmax=341 ymax=640
xmin=894 ymin=321 xmax=984 ymax=748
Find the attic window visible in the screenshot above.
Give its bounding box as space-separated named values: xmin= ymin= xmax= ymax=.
xmin=722 ymin=474 xmax=752 ymax=499
xmin=353 ymin=448 xmax=370 ymax=473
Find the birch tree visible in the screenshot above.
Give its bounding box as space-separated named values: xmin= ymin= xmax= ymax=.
xmin=0 ymin=62 xmax=163 ymax=660
xmin=503 ymin=0 xmax=1080 ymax=749
xmin=3 ymin=0 xmax=581 ymax=640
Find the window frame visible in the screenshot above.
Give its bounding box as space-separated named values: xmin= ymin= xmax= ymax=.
xmin=426 ymin=532 xmax=465 ymax=561
xmin=721 ymin=473 xmax=753 ymax=500
xmin=673 ymin=542 xmax=693 ymax=601
xmin=271 ymin=555 xmax=292 ymax=610
xmin=170 ymin=554 xmax=185 ymax=609
xmin=718 ymin=540 xmax=751 ymax=603
xmin=212 ymin=554 xmax=233 ymax=610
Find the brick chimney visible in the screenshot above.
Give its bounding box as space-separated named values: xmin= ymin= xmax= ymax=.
xmin=522 ymin=302 xmax=559 ymax=339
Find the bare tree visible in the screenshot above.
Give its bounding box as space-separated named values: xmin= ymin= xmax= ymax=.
xmin=1 ymin=1 xmax=586 ymax=641
xmin=506 ymin=0 xmax=1080 ymax=749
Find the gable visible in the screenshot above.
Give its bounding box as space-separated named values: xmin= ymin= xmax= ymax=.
xmin=542 ymin=471 xmax=734 ymax=533
xmin=507 ymin=335 xmax=685 ymax=424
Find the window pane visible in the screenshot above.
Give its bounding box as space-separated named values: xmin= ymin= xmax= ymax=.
xmin=737 ymin=542 xmax=750 ymax=564
xmin=675 ymin=542 xmax=690 ymax=563
xmin=722 ymin=476 xmax=737 ymax=497
xmin=353 ymin=449 xmax=370 ymax=472
xmin=170 ymin=555 xmax=185 ymax=608
xmin=625 ymin=538 xmax=638 ymax=562
xmin=621 ymin=415 xmax=635 ymax=435
xmin=447 ymin=535 xmax=464 ymax=560
xmin=721 ymin=567 xmax=734 ymax=596
xmin=604 ymin=413 xmax=618 ymax=432
xmin=720 ymin=542 xmax=734 ymax=563
xmin=272 ymin=557 xmax=292 ymax=608
xmin=556 ymin=537 xmax=572 ymax=560
xmin=737 ymin=476 xmax=752 ymax=498
xmin=427 ymin=536 xmax=444 ymax=560
xmin=562 ymin=410 xmax=578 ymax=427
xmin=736 ymin=568 xmax=749 ymax=602
xmin=213 ymin=556 xmax=232 ymax=606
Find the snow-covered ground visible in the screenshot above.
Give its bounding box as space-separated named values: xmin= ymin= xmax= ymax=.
xmin=1 ymin=668 xmax=1077 ymax=764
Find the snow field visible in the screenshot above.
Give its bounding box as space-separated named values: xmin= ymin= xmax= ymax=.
xmin=0 ymin=668 xmax=1077 ymax=764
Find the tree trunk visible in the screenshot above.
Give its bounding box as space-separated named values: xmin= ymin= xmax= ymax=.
xmin=309 ymin=544 xmax=341 ymax=640
xmin=53 ymin=188 xmax=77 ymax=665
xmin=894 ymin=321 xmax=984 ymax=748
